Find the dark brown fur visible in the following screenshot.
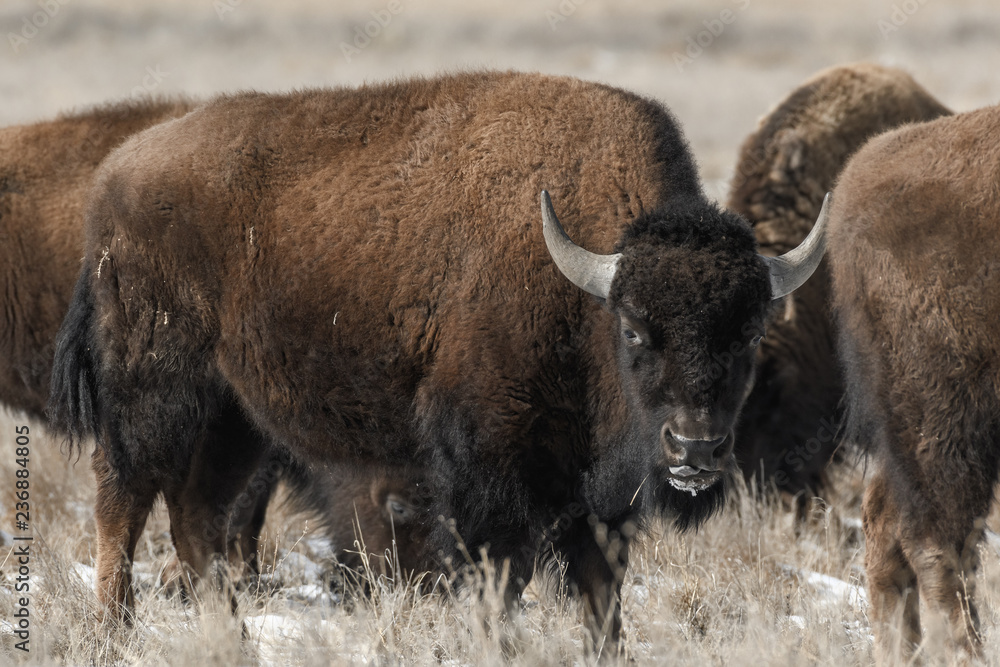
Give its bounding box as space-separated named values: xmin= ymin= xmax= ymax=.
xmin=0 ymin=98 xmax=193 ymax=417
xmin=728 ymin=64 xmax=950 ymax=500
xmin=0 ymin=100 xmax=429 ymax=590
xmin=49 ymin=71 xmax=798 ymax=645
xmin=829 ymin=104 xmax=1000 ymax=662
xmin=285 ymin=463 xmax=429 ymax=576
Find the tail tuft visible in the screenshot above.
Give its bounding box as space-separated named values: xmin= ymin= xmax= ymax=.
xmin=46 ymin=266 xmax=101 ymax=451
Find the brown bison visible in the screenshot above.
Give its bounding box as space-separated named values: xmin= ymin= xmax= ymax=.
xmin=48 ymin=71 xmax=827 ymax=645
xmin=0 ymin=98 xmax=192 ymax=417
xmin=165 ymin=460 xmax=427 ymax=587
xmin=0 ymin=100 xmax=426 ymax=586
xmin=829 ymin=105 xmax=1000 ymax=661
xmin=283 ymin=462 xmax=429 ymax=577
xmin=728 ymin=63 xmax=951 ymax=501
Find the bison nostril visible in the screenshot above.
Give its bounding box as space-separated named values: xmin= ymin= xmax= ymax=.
xmin=712 ymin=438 xmax=728 ymax=460
xmin=664 ymin=430 xmax=731 ymax=471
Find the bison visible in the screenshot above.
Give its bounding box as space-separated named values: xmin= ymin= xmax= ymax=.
xmin=727 ymin=63 xmax=951 ymax=503
xmin=48 ymin=71 xmax=827 ymax=645
xmin=829 ymin=104 xmax=1000 ymax=661
xmin=283 ymin=462 xmax=429 ymax=578
xmin=164 ymin=460 xmax=428 ymax=588
xmin=0 ymin=98 xmax=192 ymax=418
xmin=0 ymin=99 xmax=427 ymax=588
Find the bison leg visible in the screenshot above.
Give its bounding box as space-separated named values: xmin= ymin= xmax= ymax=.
xmin=162 ymin=408 xmax=267 ymax=606
xmin=227 ymin=461 xmax=278 ymax=576
xmin=897 ymin=479 xmax=989 ymax=658
xmin=160 ymin=448 xmax=281 ymax=590
xmin=93 ymin=447 xmax=157 ymax=622
xmin=562 ymin=515 xmax=630 ymax=655
xmin=904 ymin=533 xmax=982 ymax=658
xmin=863 ymin=469 xmax=920 ymax=663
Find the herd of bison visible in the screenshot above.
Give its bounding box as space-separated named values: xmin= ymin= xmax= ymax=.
xmin=2 ymin=62 xmax=997 ymax=662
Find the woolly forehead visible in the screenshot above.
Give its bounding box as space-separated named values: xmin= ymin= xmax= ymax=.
xmin=607 ymin=208 xmax=770 ymax=344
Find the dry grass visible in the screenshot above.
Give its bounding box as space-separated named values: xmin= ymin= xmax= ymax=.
xmin=7 ymin=410 xmax=1000 ymax=666
xmin=3 ymin=3 xmax=1000 ymax=664
xmin=0 ymin=416 xmax=1000 ymax=666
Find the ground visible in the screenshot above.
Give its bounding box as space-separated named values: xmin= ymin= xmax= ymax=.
xmin=1 ymin=1 xmax=999 ymax=664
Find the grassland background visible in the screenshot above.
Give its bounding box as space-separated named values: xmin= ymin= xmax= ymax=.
xmin=1 ymin=0 xmax=1000 ymax=664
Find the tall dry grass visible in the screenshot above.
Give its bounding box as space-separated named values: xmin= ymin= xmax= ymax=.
xmin=3 ymin=411 xmax=1000 ymax=665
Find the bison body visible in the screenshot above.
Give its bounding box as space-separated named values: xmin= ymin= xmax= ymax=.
xmin=0 ymin=99 xmax=193 ymax=416
xmin=50 ymin=71 xmax=824 ymax=642
xmin=0 ymin=100 xmax=427 ymax=587
xmin=830 ymin=104 xmax=1000 ymax=661
xmin=728 ymin=63 xmax=950 ymax=501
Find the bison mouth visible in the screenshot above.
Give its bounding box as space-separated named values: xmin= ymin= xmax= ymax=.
xmin=666 ymin=466 xmax=722 ymax=496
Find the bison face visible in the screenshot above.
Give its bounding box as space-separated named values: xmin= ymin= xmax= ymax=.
xmin=540 ymin=191 xmax=830 ymax=498
xmin=607 ymin=242 xmax=768 ymax=496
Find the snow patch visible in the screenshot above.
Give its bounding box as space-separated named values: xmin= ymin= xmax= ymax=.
xmin=784 ymin=566 xmax=867 ymax=610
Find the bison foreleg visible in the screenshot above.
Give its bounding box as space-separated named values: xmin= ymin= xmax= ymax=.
xmin=562 ymin=514 xmax=631 ymax=657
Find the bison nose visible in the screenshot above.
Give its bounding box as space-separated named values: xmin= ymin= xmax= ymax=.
xmin=661 ymin=425 xmax=733 ymax=472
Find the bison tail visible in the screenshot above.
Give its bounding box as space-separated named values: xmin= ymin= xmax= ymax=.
xmin=46 ymin=266 xmax=102 ymax=452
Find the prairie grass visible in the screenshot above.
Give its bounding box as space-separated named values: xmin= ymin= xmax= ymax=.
xmin=3 ymin=411 xmax=1000 ymax=665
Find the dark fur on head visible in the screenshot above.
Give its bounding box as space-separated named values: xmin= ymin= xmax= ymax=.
xmin=607 ymin=197 xmax=767 ymax=530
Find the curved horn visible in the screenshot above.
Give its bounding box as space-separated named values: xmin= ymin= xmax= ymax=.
xmin=541 ymin=190 xmax=621 ymax=299
xmin=761 ymin=192 xmax=832 ymax=299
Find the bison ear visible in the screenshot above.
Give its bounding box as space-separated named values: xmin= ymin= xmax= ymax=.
xmin=540 ymin=190 xmax=622 ymax=300
xmin=761 ymin=192 xmax=831 ymax=299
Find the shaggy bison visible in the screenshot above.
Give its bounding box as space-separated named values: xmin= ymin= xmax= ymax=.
xmin=830 ymin=105 xmax=1000 ymax=661
xmin=0 ymin=99 xmax=426 ymax=586
xmin=49 ymin=71 xmax=827 ymax=644
xmin=0 ymin=98 xmax=192 ymax=417
xmin=283 ymin=463 xmax=429 ymax=577
xmin=728 ymin=63 xmax=951 ymax=501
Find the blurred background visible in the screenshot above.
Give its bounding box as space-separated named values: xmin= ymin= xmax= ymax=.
xmin=1 ymin=0 xmax=997 ymax=198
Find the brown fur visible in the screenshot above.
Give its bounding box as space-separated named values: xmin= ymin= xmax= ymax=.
xmin=0 ymin=100 xmax=429 ymax=593
xmin=50 ymin=71 xmax=794 ymax=645
xmin=290 ymin=464 xmax=429 ymax=577
xmin=829 ymin=104 xmax=1000 ymax=662
xmin=727 ymin=63 xmax=951 ymax=501
xmin=0 ymin=98 xmax=193 ymax=417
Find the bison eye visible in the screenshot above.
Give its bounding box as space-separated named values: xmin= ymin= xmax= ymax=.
xmin=750 ymin=334 xmax=764 ymax=349
xmin=619 ymin=311 xmax=650 ymax=348
xmin=386 ymin=494 xmax=415 ymax=524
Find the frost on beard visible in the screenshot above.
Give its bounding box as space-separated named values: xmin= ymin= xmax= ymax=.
xmin=668 ymin=477 xmax=704 ymax=497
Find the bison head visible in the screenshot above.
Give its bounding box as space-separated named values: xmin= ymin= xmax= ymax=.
xmin=541 ymin=191 xmax=829 ymax=504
